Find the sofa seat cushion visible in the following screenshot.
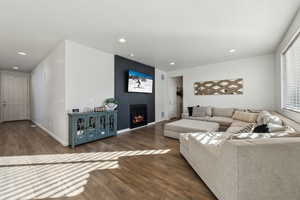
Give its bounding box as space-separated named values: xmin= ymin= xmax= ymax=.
xmin=188 ymin=132 xmax=233 ymax=155
xmin=165 ymin=119 xmax=219 ymax=133
xmin=207 ymin=117 xmax=233 ymax=126
xmin=231 ymin=120 xmax=250 ymax=127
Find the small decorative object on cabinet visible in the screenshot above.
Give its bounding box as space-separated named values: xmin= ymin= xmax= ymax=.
xmin=68 ymin=111 xmax=117 ymax=148
xmin=104 ymin=98 xmax=118 ymax=111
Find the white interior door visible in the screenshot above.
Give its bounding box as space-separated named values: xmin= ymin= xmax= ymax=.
xmin=0 ymin=71 xmax=30 ymax=122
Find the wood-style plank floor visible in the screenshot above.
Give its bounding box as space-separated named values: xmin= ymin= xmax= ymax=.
xmin=0 ymin=121 xmax=217 ymax=200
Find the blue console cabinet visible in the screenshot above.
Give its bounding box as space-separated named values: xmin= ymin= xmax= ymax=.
xmin=68 ymin=111 xmax=117 ymax=148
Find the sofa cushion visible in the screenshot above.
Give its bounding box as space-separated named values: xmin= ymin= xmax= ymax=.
xmin=267 ymin=123 xmax=286 ymax=132
xmin=207 ymin=116 xmax=233 ymax=126
xmin=231 ymin=132 xmax=271 ymax=140
xmin=226 ymin=123 xmax=255 ymax=134
xmin=189 ymin=132 xmax=233 ymax=155
xmin=192 ymin=106 xmax=212 ymax=117
xmin=182 ymin=114 xmax=210 ymax=121
xmin=213 ymin=107 xmax=234 ymax=117
xmin=263 ymin=114 xmax=283 ymax=126
xmin=192 ymin=106 xmax=207 ymax=117
xmin=231 ymin=120 xmax=251 ymax=127
xmin=256 ymin=111 xmax=270 ymax=125
xmin=252 ymin=124 xmax=269 ymax=133
xmin=232 ymin=111 xmax=258 ymax=123
xmin=187 ymin=107 xmax=193 ymax=116
xmin=165 ymin=119 xmax=219 ymax=133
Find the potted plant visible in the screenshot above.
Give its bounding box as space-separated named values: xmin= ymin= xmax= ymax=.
xmin=104 ymin=98 xmax=118 ymax=111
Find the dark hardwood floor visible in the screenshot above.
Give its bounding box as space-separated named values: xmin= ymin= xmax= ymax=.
xmin=0 ymin=120 xmax=217 ymax=200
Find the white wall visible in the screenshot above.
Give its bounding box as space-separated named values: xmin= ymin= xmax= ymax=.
xmin=155 ymin=69 xmax=168 ymax=122
xmin=275 ymin=9 xmax=300 ymax=122
xmin=65 ymin=41 xmax=114 ymax=111
xmin=31 ymin=40 xmax=115 ymax=146
xmin=31 ymin=42 xmax=67 ymax=145
xmin=168 ymin=54 xmax=275 ymax=110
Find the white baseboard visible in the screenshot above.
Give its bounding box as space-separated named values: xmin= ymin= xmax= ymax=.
xmin=117 ymin=122 xmax=156 ymax=135
xmin=117 ymin=128 xmax=130 ymax=135
xmin=32 ymin=120 xmax=68 ymax=146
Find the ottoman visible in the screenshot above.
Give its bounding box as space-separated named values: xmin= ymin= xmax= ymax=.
xmin=164 ymin=119 xmax=219 ymax=139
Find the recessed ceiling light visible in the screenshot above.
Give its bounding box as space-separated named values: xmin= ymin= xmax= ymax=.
xmin=130 ymin=53 xmax=134 ymax=57
xmin=170 ymin=62 xmax=175 ymax=66
xmin=18 ymin=51 xmax=27 ymax=56
xmin=229 ymin=49 xmax=236 ymax=53
xmin=118 ymin=38 xmax=126 ymax=43
xmin=12 ymin=66 xmax=19 ymax=70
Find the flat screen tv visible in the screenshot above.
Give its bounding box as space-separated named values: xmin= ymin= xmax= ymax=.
xmin=128 ymin=70 xmax=153 ymax=93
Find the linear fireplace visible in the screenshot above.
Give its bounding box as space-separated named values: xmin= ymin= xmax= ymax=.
xmin=130 ymin=104 xmax=148 ymax=129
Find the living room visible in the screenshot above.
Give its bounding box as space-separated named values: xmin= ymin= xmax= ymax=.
xmin=1 ymin=1 xmax=300 ymax=200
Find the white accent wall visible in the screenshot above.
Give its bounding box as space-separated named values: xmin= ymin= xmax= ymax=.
xmin=155 ymin=69 xmax=168 ymax=122
xmin=31 ymin=41 xmax=115 ymax=145
xmin=31 ymin=42 xmax=67 ymax=145
xmin=65 ymin=41 xmax=114 ymax=112
xmin=168 ymin=54 xmax=275 ymax=111
xmin=275 ymin=9 xmax=300 ymax=122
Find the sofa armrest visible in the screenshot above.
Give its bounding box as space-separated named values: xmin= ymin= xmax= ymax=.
xmin=227 ymin=138 xmax=300 ymax=200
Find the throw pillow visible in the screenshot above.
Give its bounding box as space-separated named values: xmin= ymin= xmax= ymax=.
xmin=232 ymin=111 xmax=258 ymax=123
xmin=253 ymin=124 xmax=269 ymax=133
xmin=267 ymin=123 xmax=286 ymax=132
xmin=187 ymin=107 xmax=193 ymax=116
xmin=256 ymin=111 xmax=271 ymax=125
xmin=192 ymin=106 xmax=206 ymax=117
xmin=263 ymin=114 xmax=283 ymax=126
xmin=228 ymin=123 xmax=255 ymax=134
xmin=236 ymin=123 xmax=256 ymax=133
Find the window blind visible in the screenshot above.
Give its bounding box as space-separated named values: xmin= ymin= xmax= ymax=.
xmin=283 ymin=34 xmax=300 ymax=112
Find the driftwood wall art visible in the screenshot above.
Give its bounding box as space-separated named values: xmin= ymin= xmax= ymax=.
xmin=194 ymin=78 xmax=243 ymax=95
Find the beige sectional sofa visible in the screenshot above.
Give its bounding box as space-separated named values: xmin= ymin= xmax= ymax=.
xmin=180 ymin=133 xmax=300 ymax=200
xmin=182 ymin=107 xmax=250 ymax=131
xmin=175 ymin=107 xmax=300 ymax=200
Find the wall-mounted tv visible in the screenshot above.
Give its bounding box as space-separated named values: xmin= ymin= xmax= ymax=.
xmin=128 ymin=70 xmax=153 ymax=93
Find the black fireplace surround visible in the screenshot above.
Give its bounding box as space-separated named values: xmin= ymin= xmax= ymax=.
xmin=130 ymin=104 xmax=148 ymax=129
xmin=115 ymin=55 xmax=155 ymax=130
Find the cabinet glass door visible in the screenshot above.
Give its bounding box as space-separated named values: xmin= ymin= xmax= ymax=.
xmin=107 ymin=112 xmax=117 ymax=136
xmin=76 ymin=118 xmax=86 ymax=139
xmin=86 ymin=116 xmax=97 ymax=139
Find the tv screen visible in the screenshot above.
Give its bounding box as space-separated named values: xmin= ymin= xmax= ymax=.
xmin=128 ymin=70 xmax=153 ymax=93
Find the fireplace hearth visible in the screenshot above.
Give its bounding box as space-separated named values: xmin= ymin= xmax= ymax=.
xmin=130 ymin=104 xmax=148 ymax=129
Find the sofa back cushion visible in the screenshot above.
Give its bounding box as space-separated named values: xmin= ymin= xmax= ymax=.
xmin=192 ymin=106 xmax=212 ymax=117
xmin=213 ymin=107 xmax=234 ymax=117
xmin=232 ymin=111 xmax=258 ymax=123
xmin=192 ymin=106 xmax=206 ymax=117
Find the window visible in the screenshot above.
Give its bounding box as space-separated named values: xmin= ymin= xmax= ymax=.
xmin=282 ymin=33 xmax=300 ymax=112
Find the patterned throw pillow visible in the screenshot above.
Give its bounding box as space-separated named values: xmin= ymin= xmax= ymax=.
xmin=232 ymin=111 xmax=258 ymax=123
xmin=232 ymin=123 xmax=256 ymax=134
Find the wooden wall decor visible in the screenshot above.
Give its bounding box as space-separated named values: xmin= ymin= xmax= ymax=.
xmin=194 ymin=78 xmax=243 ymax=95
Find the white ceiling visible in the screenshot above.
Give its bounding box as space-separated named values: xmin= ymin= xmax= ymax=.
xmin=0 ymin=0 xmax=299 ymax=72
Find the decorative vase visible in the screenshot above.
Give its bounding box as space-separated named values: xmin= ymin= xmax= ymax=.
xmin=105 ymin=103 xmax=118 ymax=111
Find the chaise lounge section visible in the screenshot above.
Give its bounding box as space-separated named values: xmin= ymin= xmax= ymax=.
xmin=176 ymin=107 xmax=300 ymax=200
xmin=180 ymin=133 xmax=300 ymax=200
